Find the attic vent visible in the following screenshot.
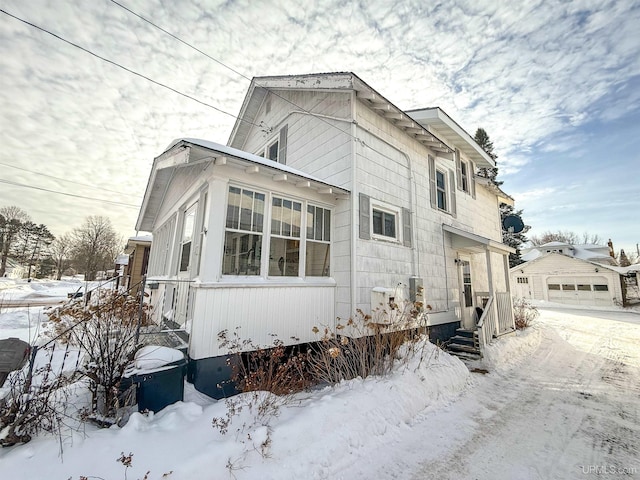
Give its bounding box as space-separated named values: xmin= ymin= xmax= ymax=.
xmin=265 ymin=96 xmax=271 ymax=115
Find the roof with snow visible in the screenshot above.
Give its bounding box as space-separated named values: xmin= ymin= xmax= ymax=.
xmin=136 ymin=138 xmax=350 ymax=232
xmin=521 ymin=242 xmax=617 ymax=266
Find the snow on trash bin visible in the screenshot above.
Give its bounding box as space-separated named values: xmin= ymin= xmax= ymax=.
xmin=124 ymin=346 xmax=187 ymax=413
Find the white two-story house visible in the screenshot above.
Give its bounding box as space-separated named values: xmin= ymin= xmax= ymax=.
xmin=136 ymin=72 xmax=516 ymax=398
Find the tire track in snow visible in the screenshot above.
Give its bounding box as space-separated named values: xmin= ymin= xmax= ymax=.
xmin=411 ymin=308 xmax=640 ymax=480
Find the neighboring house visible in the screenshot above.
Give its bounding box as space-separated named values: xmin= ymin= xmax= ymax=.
xmin=136 ymin=72 xmax=516 ymax=398
xmin=520 ymin=241 xmax=618 ymax=265
xmin=3 ymin=259 xmax=27 ymax=279
xmin=123 ymin=235 xmax=152 ymax=295
xmin=511 ymin=252 xmax=624 ymax=307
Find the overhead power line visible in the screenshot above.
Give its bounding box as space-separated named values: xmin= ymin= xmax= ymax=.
xmin=0 ymin=178 xmax=140 ymax=208
xmin=0 ymin=8 xmax=261 ymax=128
xmin=0 ymin=161 xmax=131 ymax=196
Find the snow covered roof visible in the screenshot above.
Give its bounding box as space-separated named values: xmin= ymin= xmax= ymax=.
xmin=521 ymin=243 xmax=617 ymax=266
xmin=128 ymin=234 xmax=152 ymax=243
xmin=136 ymin=138 xmax=349 ymax=232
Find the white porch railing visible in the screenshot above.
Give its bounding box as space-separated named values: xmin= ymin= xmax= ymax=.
xmin=496 ymin=292 xmax=515 ymax=334
xmin=476 ymin=292 xmax=516 ymax=352
xmin=477 ymin=296 xmax=497 ymax=350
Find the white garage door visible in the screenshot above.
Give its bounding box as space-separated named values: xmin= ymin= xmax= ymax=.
xmin=546 ymin=276 xmax=613 ymax=306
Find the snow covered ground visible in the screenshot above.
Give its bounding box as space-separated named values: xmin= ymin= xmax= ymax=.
xmin=1 ymin=282 xmax=639 ymax=479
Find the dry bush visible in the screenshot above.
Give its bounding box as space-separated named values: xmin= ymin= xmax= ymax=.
xmin=218 ymin=330 xmax=312 ymax=396
xmin=512 ymin=297 xmax=539 ymax=330
xmin=0 ymin=345 xmax=83 ymax=447
xmin=46 ymin=289 xmax=151 ymax=422
xmin=307 ymin=303 xmax=426 ymax=385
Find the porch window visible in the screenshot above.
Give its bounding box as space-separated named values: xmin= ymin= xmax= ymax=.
xmin=548 ymin=284 xmax=561 ymax=290
xmin=179 ymin=203 xmax=197 ymax=272
xmin=269 ymin=197 xmax=301 ymax=276
xmin=593 ymin=284 xmax=608 ymax=291
xmin=223 ymin=186 xmax=265 ymax=275
xmin=306 ymin=205 xmax=331 ymax=276
xmin=577 ymin=284 xmax=591 ymax=291
xmin=562 ymin=284 xmax=576 ymax=291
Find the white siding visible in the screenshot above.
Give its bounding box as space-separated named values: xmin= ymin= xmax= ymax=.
xmin=240 ymin=90 xmax=353 ymax=188
xmin=189 ymin=284 xmax=335 ymax=359
xmin=352 ymin=100 xmax=508 ymax=317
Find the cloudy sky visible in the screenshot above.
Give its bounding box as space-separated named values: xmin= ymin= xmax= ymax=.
xmin=1 ymin=0 xmax=638 ymax=256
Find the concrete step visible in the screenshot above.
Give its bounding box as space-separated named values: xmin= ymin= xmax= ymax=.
xmin=446 ymin=343 xmax=481 ymax=355
xmin=455 ymin=328 xmax=477 ymax=339
xmin=449 ymin=335 xmax=476 ymax=347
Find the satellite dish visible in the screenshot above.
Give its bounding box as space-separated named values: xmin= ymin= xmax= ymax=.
xmin=502 ymin=214 xmax=525 ymax=233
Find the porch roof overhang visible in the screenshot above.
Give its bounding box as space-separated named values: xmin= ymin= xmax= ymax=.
xmin=407 ymin=108 xmax=495 ymax=169
xmin=443 ymin=224 xmax=515 ymax=255
xmin=136 ymin=138 xmax=350 ymax=232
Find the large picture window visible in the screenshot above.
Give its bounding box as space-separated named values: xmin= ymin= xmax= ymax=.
xmin=223 ymin=185 xmax=332 ymax=278
xmin=223 ymin=187 xmax=265 ymax=275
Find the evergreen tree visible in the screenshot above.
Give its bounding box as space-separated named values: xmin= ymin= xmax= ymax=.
xmin=618 ymin=249 xmax=631 ymax=267
xmin=500 ymin=203 xmax=530 ymax=267
xmin=474 ymin=128 xmax=502 ymax=186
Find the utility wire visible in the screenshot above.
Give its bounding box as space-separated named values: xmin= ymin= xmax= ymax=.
xmin=106 ymin=1 xmax=441 ymax=165
xmin=107 ymin=0 xmax=355 ymax=136
xmin=0 ymin=178 xmax=140 ymax=208
xmin=0 ymin=9 xmax=261 ymax=128
xmin=0 ymin=161 xmax=131 ymax=196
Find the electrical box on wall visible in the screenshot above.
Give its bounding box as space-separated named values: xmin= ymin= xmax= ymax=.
xmin=409 ymin=277 xmax=424 ymax=303
xmin=371 ymin=287 xmax=405 ymax=323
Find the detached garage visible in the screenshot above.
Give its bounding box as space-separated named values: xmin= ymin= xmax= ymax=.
xmin=510 ymin=252 xmax=623 ymax=307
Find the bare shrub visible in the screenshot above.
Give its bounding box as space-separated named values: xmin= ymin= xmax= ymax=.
xmin=512 ymin=297 xmax=539 ymax=329
xmin=0 ymin=345 xmax=83 ymax=447
xmin=308 ymin=291 xmax=429 ymax=385
xmin=46 ymin=289 xmax=150 ymax=422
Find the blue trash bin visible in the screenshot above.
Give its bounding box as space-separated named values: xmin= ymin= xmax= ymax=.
xmin=126 ymin=346 xmax=187 ymax=413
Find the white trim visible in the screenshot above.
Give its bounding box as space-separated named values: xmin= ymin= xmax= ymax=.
xmin=370 ymin=200 xmax=402 ymax=243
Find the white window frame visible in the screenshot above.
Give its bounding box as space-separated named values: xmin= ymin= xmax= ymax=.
xmin=222 ymin=184 xmax=333 ymax=278
xmin=436 ymin=169 xmax=448 ymax=212
xmin=460 ymin=160 xmax=469 ymax=193
xmin=370 ymin=201 xmax=401 ymax=243
xmin=256 ymin=136 xmax=280 ymax=163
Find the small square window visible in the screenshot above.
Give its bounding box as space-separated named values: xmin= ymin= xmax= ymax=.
xmin=372 ymin=208 xmax=397 ymax=239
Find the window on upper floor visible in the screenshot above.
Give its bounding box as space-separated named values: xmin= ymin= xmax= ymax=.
xmin=256 ymin=125 xmax=288 ymax=165
xmin=436 ymin=170 xmax=447 ymax=211
xmin=428 ymin=155 xmax=457 ymax=217
xmin=455 ymin=149 xmax=475 ymax=197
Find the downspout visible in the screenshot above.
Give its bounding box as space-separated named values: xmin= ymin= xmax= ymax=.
xmin=350 ymin=92 xmax=358 ymax=317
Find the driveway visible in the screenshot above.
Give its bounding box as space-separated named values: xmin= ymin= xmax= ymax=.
xmin=408 ymin=307 xmax=640 ymax=479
